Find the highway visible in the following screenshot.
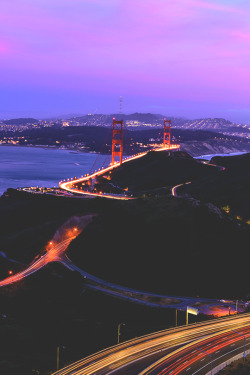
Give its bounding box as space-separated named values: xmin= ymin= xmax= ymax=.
xmin=59 ymin=145 xmax=180 ymax=199
xmin=0 ymin=214 xmax=246 ymax=315
xmin=51 ymin=314 xmax=250 ymax=375
xmin=0 ymin=237 xmax=74 ymax=287
xmin=139 ymin=325 xmax=250 ymax=375
xmin=171 ymin=182 xmax=191 ymax=197
xmin=0 ymin=215 xmax=94 ymax=288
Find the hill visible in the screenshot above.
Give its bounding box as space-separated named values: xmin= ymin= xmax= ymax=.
xmin=97 ymin=150 xmax=219 ymax=194
xmin=1 ymin=151 xmax=249 ymax=300
xmin=179 ymin=153 xmax=250 ymax=220
xmin=2 ymin=125 xmax=250 ymax=156
xmin=2 ymin=118 xmax=39 ymax=125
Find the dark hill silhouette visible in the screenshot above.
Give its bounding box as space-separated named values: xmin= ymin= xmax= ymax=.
xmin=107 ymin=150 xmax=219 ymax=192
xmin=3 ymin=118 xmax=39 ymax=125
xmin=180 ymin=153 xmax=250 ymax=220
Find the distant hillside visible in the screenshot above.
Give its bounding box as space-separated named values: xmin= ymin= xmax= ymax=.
xmin=176 ymin=118 xmax=250 ymax=139
xmin=2 ymin=125 xmax=250 ymax=156
xmin=69 ymin=113 xmax=188 ymax=127
xmin=177 ymin=117 xmax=234 ymax=129
xmin=2 ymin=118 xmax=39 ymax=125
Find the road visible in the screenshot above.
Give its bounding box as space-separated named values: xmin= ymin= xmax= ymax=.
xmin=59 ymin=145 xmax=180 ymax=199
xmin=0 ymin=237 xmax=75 ymax=287
xmin=139 ymin=325 xmax=250 ymax=375
xmin=0 ymin=215 xmax=94 ymax=288
xmin=51 ymin=314 xmax=250 ymax=375
xmin=171 ymin=182 xmax=191 ymax=197
xmin=0 ymin=214 xmax=246 ymax=315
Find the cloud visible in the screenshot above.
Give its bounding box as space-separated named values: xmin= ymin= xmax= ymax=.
xmin=0 ymin=0 xmax=250 ymax=121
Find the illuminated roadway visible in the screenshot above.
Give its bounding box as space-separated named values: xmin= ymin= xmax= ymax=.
xmin=1 ymin=222 xmax=241 ymax=314
xmin=59 ymin=145 xmax=180 ymax=199
xmin=50 ymin=314 xmax=250 ymax=375
xmin=0 ymin=237 xmax=76 ymax=288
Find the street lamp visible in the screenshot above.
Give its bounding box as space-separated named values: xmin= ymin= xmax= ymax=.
xmin=231 ymin=330 xmax=246 ymax=360
xmin=196 ymin=347 xmax=213 ymax=375
xmin=118 ymin=323 xmax=125 ymax=344
xmin=56 ymin=345 xmax=66 ymax=371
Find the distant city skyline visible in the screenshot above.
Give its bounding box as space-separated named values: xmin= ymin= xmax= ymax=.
xmin=0 ymin=0 xmax=250 ymax=122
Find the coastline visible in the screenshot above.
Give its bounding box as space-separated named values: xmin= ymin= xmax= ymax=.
xmin=0 ymin=143 xmax=96 ymax=153
xmin=1 ymin=142 xmax=249 ymax=158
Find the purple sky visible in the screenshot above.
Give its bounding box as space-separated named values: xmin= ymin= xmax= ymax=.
xmin=0 ymin=0 xmax=250 ymax=122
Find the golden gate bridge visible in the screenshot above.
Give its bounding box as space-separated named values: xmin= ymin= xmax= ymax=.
xmin=59 ymin=118 xmax=180 ymax=199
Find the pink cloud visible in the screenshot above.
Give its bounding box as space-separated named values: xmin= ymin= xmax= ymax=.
xmin=230 ymin=30 xmax=250 ymax=41
xmin=0 ymin=0 xmax=250 ymax=120
xmin=186 ymin=0 xmax=244 ymax=13
xmin=0 ymin=41 xmax=9 ymax=54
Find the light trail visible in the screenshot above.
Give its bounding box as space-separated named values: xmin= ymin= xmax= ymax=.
xmin=171 ymin=182 xmax=191 ymax=197
xmin=51 ymin=314 xmax=250 ymax=375
xmin=139 ymin=325 xmax=250 ymax=375
xmin=59 ymin=145 xmax=180 ymax=199
xmin=0 ymin=214 xmax=245 ymax=316
xmin=0 ymin=237 xmax=74 ymax=287
xmin=0 ymin=215 xmax=94 ymax=288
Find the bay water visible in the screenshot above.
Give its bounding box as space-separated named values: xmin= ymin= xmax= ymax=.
xmin=0 ymin=146 xmax=109 ymax=196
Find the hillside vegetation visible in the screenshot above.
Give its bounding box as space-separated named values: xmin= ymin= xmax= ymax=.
xmin=180 ymin=153 xmax=250 ymax=220
xmin=107 ymin=150 xmax=219 ymax=193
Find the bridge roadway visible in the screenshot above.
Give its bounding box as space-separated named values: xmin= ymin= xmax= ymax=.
xmin=59 ymin=145 xmax=180 ymax=199
xmin=52 ymin=314 xmax=250 ymax=375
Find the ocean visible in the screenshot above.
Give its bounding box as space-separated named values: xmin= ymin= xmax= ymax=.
xmin=0 ymin=146 xmax=109 ymax=196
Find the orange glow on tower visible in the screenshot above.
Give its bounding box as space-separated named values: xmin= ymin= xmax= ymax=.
xmin=111 ymin=118 xmax=123 ymax=165
xmin=163 ymin=118 xmax=171 ymax=148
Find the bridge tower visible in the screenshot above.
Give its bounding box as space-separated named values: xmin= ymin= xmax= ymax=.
xmin=111 ymin=118 xmax=123 ymax=165
xmin=163 ymin=118 xmax=171 ymax=148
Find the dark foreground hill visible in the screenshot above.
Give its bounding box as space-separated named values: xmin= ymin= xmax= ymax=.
xmin=179 ymin=152 xmax=250 ymax=220
xmin=106 ymin=150 xmax=219 ymax=193
xmin=0 ymin=151 xmax=250 ymax=374
xmin=68 ymin=195 xmax=250 ymax=299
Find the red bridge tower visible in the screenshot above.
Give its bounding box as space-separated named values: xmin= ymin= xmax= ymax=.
xmin=111 ymin=118 xmax=123 ymax=165
xmin=163 ymin=119 xmax=171 ymax=148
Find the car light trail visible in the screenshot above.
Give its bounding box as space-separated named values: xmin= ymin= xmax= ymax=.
xmin=51 ymin=315 xmax=250 ymax=375
xmin=139 ymin=325 xmax=250 ymax=375
xmin=59 ymin=145 xmax=180 ymax=199
xmin=0 ymin=215 xmax=94 ymax=288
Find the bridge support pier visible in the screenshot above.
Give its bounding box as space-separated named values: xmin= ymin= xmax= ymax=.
xmin=163 ymin=119 xmax=171 ymax=148
xmin=112 ymin=118 xmax=123 ymax=165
